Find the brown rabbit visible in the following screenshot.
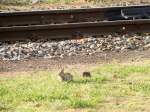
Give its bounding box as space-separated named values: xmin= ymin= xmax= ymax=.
xmin=83 ymin=72 xmax=91 ymax=77
xmin=58 ymin=69 xmax=73 ymax=82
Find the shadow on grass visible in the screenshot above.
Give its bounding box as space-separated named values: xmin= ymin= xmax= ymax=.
xmin=0 ymin=105 xmax=12 ymax=112
xmin=71 ymin=78 xmax=95 ymax=84
xmin=71 ymin=76 xmax=108 ymax=84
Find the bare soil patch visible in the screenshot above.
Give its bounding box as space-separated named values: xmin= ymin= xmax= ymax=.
xmin=0 ymin=50 xmax=150 ymax=74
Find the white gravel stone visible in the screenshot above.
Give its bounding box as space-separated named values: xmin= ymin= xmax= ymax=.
xmin=144 ymin=36 xmax=150 ymax=44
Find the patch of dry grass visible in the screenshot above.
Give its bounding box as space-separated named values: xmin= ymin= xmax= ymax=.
xmin=0 ymin=0 xmax=150 ymax=12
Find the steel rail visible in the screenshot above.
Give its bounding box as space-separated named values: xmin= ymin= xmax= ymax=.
xmin=0 ymin=5 xmax=150 ymax=27
xmin=0 ymin=19 xmax=150 ymax=41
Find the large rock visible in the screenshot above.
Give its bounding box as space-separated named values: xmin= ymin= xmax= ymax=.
xmin=0 ymin=0 xmax=47 ymax=4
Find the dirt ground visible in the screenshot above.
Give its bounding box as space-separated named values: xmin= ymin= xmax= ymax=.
xmin=0 ymin=50 xmax=150 ymax=74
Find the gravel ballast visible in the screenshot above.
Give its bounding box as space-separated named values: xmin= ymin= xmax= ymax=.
xmin=1 ymin=33 xmax=150 ymax=61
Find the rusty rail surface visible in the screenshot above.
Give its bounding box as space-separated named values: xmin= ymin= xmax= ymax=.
xmin=0 ymin=5 xmax=150 ymax=41
xmin=0 ymin=5 xmax=150 ymax=27
xmin=1 ymin=20 xmax=150 ymax=41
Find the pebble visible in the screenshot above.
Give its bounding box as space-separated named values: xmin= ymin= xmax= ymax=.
xmin=0 ymin=33 xmax=150 ymax=60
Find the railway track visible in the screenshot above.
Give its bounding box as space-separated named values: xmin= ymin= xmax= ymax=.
xmin=0 ymin=5 xmax=150 ymax=41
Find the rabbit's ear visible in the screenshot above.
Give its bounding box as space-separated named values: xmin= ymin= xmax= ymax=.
xmin=60 ymin=68 xmax=64 ymax=73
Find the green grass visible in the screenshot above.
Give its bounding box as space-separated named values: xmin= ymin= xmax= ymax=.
xmin=1 ymin=62 xmax=150 ymax=112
